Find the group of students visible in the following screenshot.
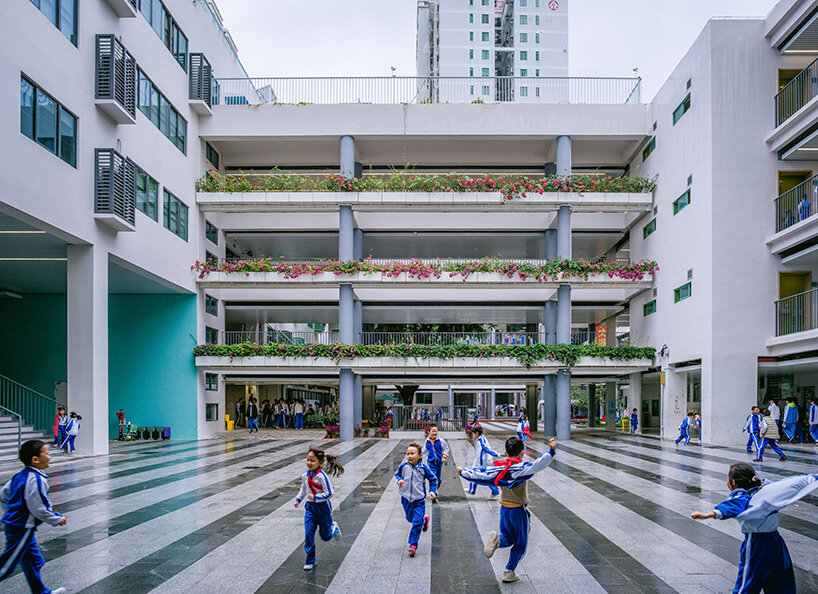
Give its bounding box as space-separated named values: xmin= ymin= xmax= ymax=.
xmin=50 ymin=406 xmax=81 ymax=455
xmin=741 ymin=399 xmax=818 ymax=462
xmin=234 ymin=398 xmax=339 ymax=432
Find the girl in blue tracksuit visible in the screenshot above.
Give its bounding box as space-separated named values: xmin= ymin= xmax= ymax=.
xmin=675 ymin=413 xmax=695 ymax=446
xmin=629 ymin=408 xmax=639 ymax=435
xmin=742 ymin=407 xmax=763 ymax=454
xmin=394 ymin=443 xmax=438 ymax=557
xmin=59 ymin=413 xmax=81 ymax=454
xmin=809 ymin=398 xmax=818 ymax=447
xmin=294 ymin=447 xmax=343 ymax=570
xmin=424 ymin=425 xmax=449 ymax=490
xmin=468 ymin=425 xmax=500 ymax=496
xmin=691 ymin=463 xmax=818 ymax=594
xmin=458 ymin=436 xmax=557 ymax=583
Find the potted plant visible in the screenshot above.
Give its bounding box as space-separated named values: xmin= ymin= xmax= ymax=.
xmin=380 ymin=425 xmax=389 ymax=438
xmin=324 ymin=425 xmax=339 ymax=439
xmin=353 ymin=425 xmax=362 ymax=438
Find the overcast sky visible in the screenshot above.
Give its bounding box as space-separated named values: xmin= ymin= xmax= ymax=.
xmin=216 ymin=0 xmax=776 ymax=100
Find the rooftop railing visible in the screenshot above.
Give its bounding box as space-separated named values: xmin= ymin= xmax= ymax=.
xmin=775 ymin=56 xmax=818 ymax=126
xmin=775 ymin=287 xmax=818 ymax=336
xmin=775 ymin=173 xmax=818 ymax=231
xmin=213 ymin=76 xmax=642 ymax=106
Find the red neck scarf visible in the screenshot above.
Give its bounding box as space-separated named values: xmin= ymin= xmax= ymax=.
xmin=307 ymin=467 xmax=323 ymax=494
xmin=493 ymin=458 xmax=521 ymax=486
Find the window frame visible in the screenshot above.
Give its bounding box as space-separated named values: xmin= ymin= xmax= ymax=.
xmin=205 ymin=326 xmax=219 ymax=344
xmin=673 ymin=93 xmax=691 ymax=125
xmin=642 ymin=137 xmax=656 ymax=161
xmin=481 ymin=49 xmax=490 ymax=60
xmin=137 ymin=0 xmax=187 ymax=71
xmin=30 ymin=0 xmax=77 ymax=45
xmin=205 ymin=294 xmax=218 ymax=316
xmin=643 ymin=299 xmax=657 ymax=316
xmin=643 ymin=218 xmax=656 ymax=239
xmin=163 ymin=189 xmax=188 ymax=240
xmin=134 ymin=165 xmax=159 ymax=221
xmin=205 ymin=402 xmax=219 ymax=421
xmin=673 ymin=189 xmax=691 ymax=215
xmin=20 ymin=74 xmax=77 ymax=167
xmin=137 ymin=68 xmax=187 ymax=154
xmin=205 ymin=373 xmax=218 ymax=391
xmin=205 ymin=220 xmax=218 ymax=244
xmin=481 ymin=13 xmax=489 ymax=23
xmin=674 ymin=282 xmax=692 ymax=303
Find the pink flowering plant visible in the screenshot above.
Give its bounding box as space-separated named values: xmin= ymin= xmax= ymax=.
xmin=196 ymin=169 xmax=656 ymax=203
xmin=192 ymin=342 xmax=656 ymax=368
xmin=192 ymin=256 xmax=658 ymax=282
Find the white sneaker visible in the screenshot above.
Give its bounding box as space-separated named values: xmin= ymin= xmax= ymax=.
xmin=331 ymin=522 xmax=342 ymax=540
xmin=303 ymin=562 xmax=315 ymax=570
xmin=484 ymin=531 xmax=500 ymax=558
xmin=51 ymin=589 xmax=67 ymax=594
xmin=502 ymin=570 xmax=520 ymax=583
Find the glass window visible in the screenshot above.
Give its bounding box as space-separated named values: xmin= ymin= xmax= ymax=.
xmin=520 ymin=15 xmax=527 ymax=24
xmin=520 ymin=87 xmax=528 ymax=96
xmin=535 ymin=69 xmax=540 ymax=76
xmin=520 ymin=33 xmax=528 ymax=43
xmin=643 ymin=218 xmax=656 ymax=239
xmin=520 ymin=51 xmax=528 ymax=60
xmin=138 ymin=72 xmax=151 ymax=118
xmin=469 ymin=13 xmax=473 ymax=23
xmin=470 ymin=67 xmax=474 ymax=77
xmin=35 ymin=89 xmax=57 ymax=153
xmin=58 ymin=107 xmax=76 ymax=167
xmin=206 ymin=251 xmax=218 ymax=265
xmin=521 ymin=69 xmax=527 ymax=77
xmin=535 ymin=15 xmax=540 ymax=25
xmin=168 ymin=109 xmax=178 ymax=148
xmin=59 ymin=0 xmax=77 ymax=45
xmin=205 ymin=326 xmax=219 ymax=344
xmin=520 ymin=0 xmax=527 ymax=5
xmin=673 ymin=190 xmax=691 ymax=214
xmin=482 ymin=0 xmax=489 ymax=5
xmin=643 ymin=300 xmax=656 ymax=316
xmin=673 ymin=93 xmax=691 ymax=125
xmin=40 ymin=0 xmax=57 ymax=26
xmin=482 ymin=85 xmax=490 ymax=95
xmin=482 ymin=68 xmax=490 ymax=76
xmin=140 ymin=0 xmax=151 ymax=21
xmin=674 ymin=282 xmax=692 ymax=303
xmin=482 ymin=50 xmax=489 ymax=59
xmin=175 ymin=28 xmax=188 ymax=71
xmin=205 ymin=403 xmax=219 ymax=420
xmin=135 ymin=168 xmax=158 ymax=220
xmin=469 ymin=32 xmax=474 ymax=41
xmin=642 ymin=137 xmax=656 ymax=161
xmin=205 ymin=373 xmax=218 ymax=391
xmin=536 ymin=33 xmax=540 ymax=44
xmin=481 ymin=32 xmax=489 ymax=41
xmin=163 ymin=190 xmax=188 ymax=240
xmin=152 ymin=0 xmax=164 ymax=38
xmin=469 ymin=49 xmax=474 ymax=59
xmin=176 ymin=116 xmax=186 ymax=153
xmin=205 ymin=221 xmax=218 ymax=244
xmin=159 ymin=96 xmax=169 ymax=136
xmin=20 ymin=78 xmax=34 ymax=139
xmin=150 ymin=86 xmax=160 ymax=126
xmin=205 ymin=294 xmax=218 ymax=316
xmin=481 ymin=13 xmax=489 ymax=23
xmin=535 ymin=51 xmax=540 ymax=60
xmin=470 ymin=85 xmax=474 ymax=95
xmin=535 ymin=87 xmax=540 ymax=97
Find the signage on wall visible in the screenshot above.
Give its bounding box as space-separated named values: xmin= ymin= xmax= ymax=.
xmin=548 ymin=0 xmax=559 ymax=10
xmin=674 ymin=393 xmax=681 ymax=413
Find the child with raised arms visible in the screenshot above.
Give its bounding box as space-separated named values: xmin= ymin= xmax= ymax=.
xmin=394 ymin=443 xmax=438 ymax=557
xmin=294 ymin=446 xmax=343 ymax=570
xmin=457 ymin=436 xmax=557 ymax=583
xmin=691 ymin=463 xmax=817 ymax=593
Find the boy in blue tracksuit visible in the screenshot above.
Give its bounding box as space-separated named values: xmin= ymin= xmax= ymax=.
xmin=394 ymin=443 xmax=438 ymax=557
xmin=294 ymin=447 xmax=343 ymax=570
xmin=458 ymin=436 xmax=557 ymax=583
xmin=424 ymin=424 xmax=449 ymax=494
xmin=675 ymin=412 xmax=696 ymax=446
xmin=629 ymin=408 xmax=638 ymax=435
xmin=468 ymin=425 xmax=501 ymax=496
xmin=0 ymin=440 xmax=66 ymax=594
xmin=742 ymin=407 xmax=762 ymax=453
xmin=809 ymin=398 xmax=818 ymax=448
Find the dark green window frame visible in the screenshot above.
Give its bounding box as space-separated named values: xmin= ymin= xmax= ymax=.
xmin=674 ymin=282 xmax=692 ymax=303
xmin=205 ymin=221 xmax=218 ymax=245
xmin=163 ymin=189 xmax=188 ymax=240
xmin=136 ymin=0 xmax=188 ymax=71
xmin=29 ymin=0 xmax=77 ymax=45
xmin=137 ymin=69 xmax=187 ymax=153
xmin=673 ymin=190 xmax=690 ymax=215
xmin=205 ymin=294 xmax=218 ymax=316
xmin=643 ymin=218 xmax=656 ymax=239
xmin=642 ymin=137 xmax=656 ymax=161
xmin=135 ymin=166 xmax=159 ymax=220
xmin=205 ymin=142 xmax=220 ymax=169
xmin=643 ymin=299 xmax=656 ymax=316
xmin=205 ymin=373 xmax=218 ymax=391
xmin=673 ymin=93 xmax=691 ymax=125
xmin=205 ymin=403 xmax=219 ymax=420
xmin=20 ymin=75 xmax=77 ymax=167
xmin=205 ymin=326 xmax=218 ymax=344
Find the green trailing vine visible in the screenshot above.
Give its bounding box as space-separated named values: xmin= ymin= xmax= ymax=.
xmin=193 ymin=342 xmax=655 ymax=368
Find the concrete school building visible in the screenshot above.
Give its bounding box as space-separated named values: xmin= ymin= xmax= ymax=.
xmin=1 ymin=0 xmax=818 ymax=454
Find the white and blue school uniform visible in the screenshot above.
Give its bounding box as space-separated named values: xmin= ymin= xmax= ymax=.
xmin=629 ymin=412 xmax=638 ymax=435
xmin=295 ymin=467 xmax=340 ymax=566
xmin=743 ymin=413 xmax=763 ymax=453
xmin=809 ymin=403 xmax=818 ymax=443
xmin=0 ymin=466 xmax=64 ymax=593
xmin=712 ymin=473 xmax=818 ymax=593
xmin=782 ymin=404 xmax=798 ymax=442
xmin=675 ymin=416 xmax=695 ymax=446
xmin=425 ymin=436 xmax=449 ymax=484
xmin=56 ymin=414 xmax=67 ymax=448
xmin=460 ymin=448 xmax=556 ymax=571
xmin=247 ymin=402 xmax=259 ymax=432
xmin=394 ymin=460 xmax=438 ymax=547
xmin=468 ymin=435 xmax=501 ymax=496
xmin=60 ymin=418 xmax=79 ymax=453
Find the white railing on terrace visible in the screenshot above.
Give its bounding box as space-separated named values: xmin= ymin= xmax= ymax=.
xmin=213 ymin=76 xmax=642 ymax=106
xmin=219 ymin=257 xmax=633 ymax=267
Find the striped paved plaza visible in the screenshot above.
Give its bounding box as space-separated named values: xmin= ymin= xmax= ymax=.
xmin=1 ymin=427 xmax=816 ymax=593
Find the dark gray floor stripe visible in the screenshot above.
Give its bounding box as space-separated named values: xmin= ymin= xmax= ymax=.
xmin=525 ymin=442 xmax=818 ymax=592
xmin=76 ymin=440 xmax=378 ymax=594
xmin=527 ymin=481 xmax=678 ymax=593
xmin=55 ymin=439 xmax=297 ymax=512
xmin=255 ymin=440 xmax=409 ymax=593
xmin=555 ymin=441 xmax=818 ymax=542
xmin=431 ymin=449 xmax=500 ymax=592
xmin=49 ymin=438 xmax=275 ymax=492
xmin=37 ymin=439 xmax=318 ymax=563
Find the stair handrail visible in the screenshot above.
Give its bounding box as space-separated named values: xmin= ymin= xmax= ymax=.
xmin=0 ymin=404 xmax=23 ymax=453
xmin=0 ymin=373 xmax=63 ymax=437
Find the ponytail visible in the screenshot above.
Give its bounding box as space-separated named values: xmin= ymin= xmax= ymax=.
xmin=728 ymin=462 xmax=761 ymax=491
xmin=308 ymin=446 xmax=345 ymax=477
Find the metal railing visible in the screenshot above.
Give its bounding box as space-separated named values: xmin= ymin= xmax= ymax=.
xmin=775 ymin=173 xmax=818 ymax=231
xmin=775 ymin=56 xmax=818 ymax=126
xmin=213 ymin=76 xmax=642 ymax=106
xmin=390 ymin=405 xmax=471 ymax=431
xmin=616 ymin=331 xmax=630 ymax=346
xmin=221 ymin=329 xmax=601 ymax=346
xmin=0 ymin=374 xmax=62 ymax=437
xmin=189 ymin=53 xmax=213 ymax=107
xmin=775 ymin=287 xmax=818 ymax=335
xmin=0 ymin=405 xmax=22 ymax=452
xmin=220 ymin=257 xmax=632 ymax=268
xmin=95 ymin=34 xmax=136 ymax=118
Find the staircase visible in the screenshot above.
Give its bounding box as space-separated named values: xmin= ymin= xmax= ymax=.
xmin=0 ymin=415 xmax=49 ymax=463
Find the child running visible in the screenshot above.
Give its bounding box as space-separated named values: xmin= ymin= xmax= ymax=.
xmin=394 ymin=443 xmax=438 ymax=557
xmin=425 ymin=424 xmax=449 ymax=496
xmin=756 ymin=409 xmax=787 ymax=462
xmin=59 ymin=412 xmax=81 ymax=454
xmin=294 ymin=446 xmax=343 ymax=570
xmin=457 ymin=436 xmax=557 ymax=583
xmin=742 ymin=406 xmax=763 ymax=455
xmin=675 ymin=412 xmax=696 ymax=446
xmin=691 ymin=463 xmax=818 ymax=593
xmin=629 ymin=408 xmax=639 ymax=435
xmin=468 ymin=425 xmax=501 ymax=497
xmin=0 ymin=440 xmax=67 ymax=594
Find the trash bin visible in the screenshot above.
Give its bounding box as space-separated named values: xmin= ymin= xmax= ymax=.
xmin=163 ymin=427 xmax=171 ymax=440
xmin=225 ymin=414 xmax=234 ymax=431
xmin=151 ymin=427 xmax=161 ymax=440
xmin=622 ymin=418 xmax=629 ymax=433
